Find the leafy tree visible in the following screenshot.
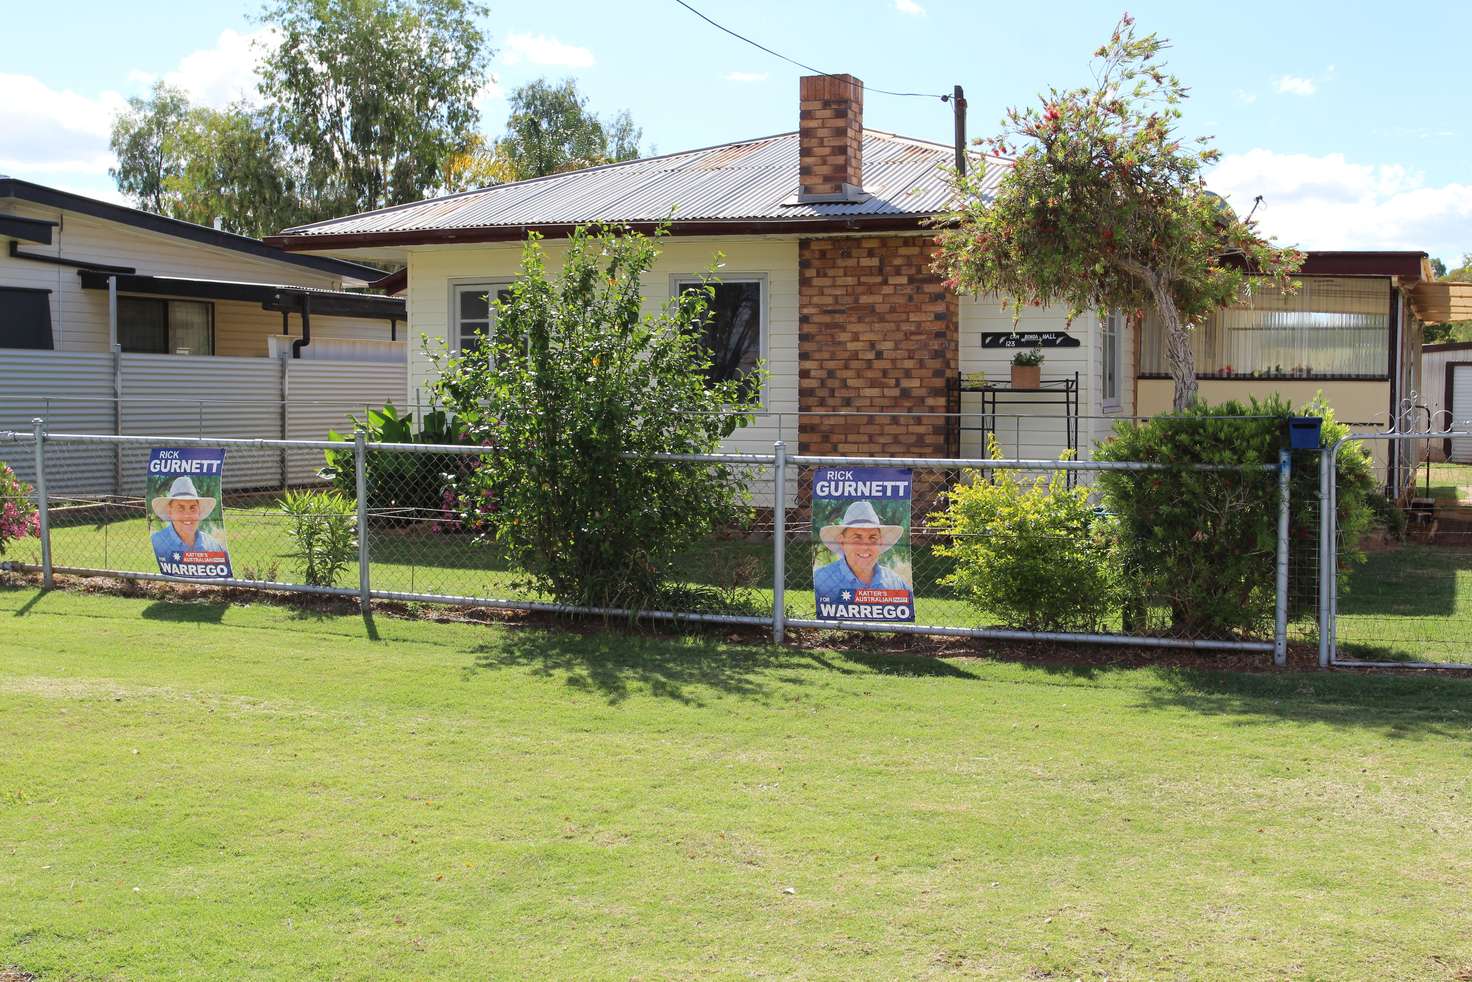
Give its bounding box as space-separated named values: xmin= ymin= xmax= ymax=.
xmin=168 ymin=104 xmax=305 ymax=236
xmin=427 ymin=224 xmax=761 ymax=610
xmin=109 ymin=82 xmax=192 ymax=214
xmin=110 ymin=85 xmax=301 ymax=236
xmin=495 ymin=78 xmax=642 ymax=180
xmin=439 ymin=132 xmax=518 ymax=192
xmin=932 ymin=15 xmax=1301 ymax=409
xmin=257 ymin=0 xmax=493 ymax=214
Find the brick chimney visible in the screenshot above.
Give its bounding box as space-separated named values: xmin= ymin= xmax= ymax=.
xmin=798 ymin=74 xmax=868 ymax=203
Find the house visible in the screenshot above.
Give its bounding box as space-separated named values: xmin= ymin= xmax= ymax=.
xmin=0 ymin=179 xmax=411 ymax=492
xmin=264 ymin=74 xmax=1451 ymax=479
xmin=0 ymin=177 xmax=405 ymax=360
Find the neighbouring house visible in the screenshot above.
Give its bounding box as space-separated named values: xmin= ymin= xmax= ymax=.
xmin=0 ymin=178 xmax=411 ymax=492
xmin=264 ymin=74 xmax=1451 ymax=487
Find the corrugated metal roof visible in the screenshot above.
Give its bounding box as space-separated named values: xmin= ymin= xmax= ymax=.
xmin=280 ymin=130 xmax=1008 ymax=238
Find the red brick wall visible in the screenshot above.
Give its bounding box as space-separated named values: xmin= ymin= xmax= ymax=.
xmin=797 ymin=235 xmax=959 ymax=456
xmin=799 ymin=74 xmax=863 ymax=198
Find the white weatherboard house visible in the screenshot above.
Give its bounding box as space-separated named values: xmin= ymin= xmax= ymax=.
xmin=267 ymin=74 xmax=1451 ymax=480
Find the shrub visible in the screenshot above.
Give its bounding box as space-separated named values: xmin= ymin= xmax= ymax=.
xmin=932 ymin=438 xmax=1120 ymax=632
xmin=427 ymin=223 xmax=762 ymax=611
xmin=0 ymin=463 xmax=40 ymax=557
xmin=280 ymin=489 xmax=358 ymax=587
xmin=321 ymin=404 xmax=473 ymax=520
xmin=1093 ymin=394 xmax=1374 ymax=637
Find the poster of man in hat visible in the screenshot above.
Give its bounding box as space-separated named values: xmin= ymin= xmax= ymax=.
xmin=812 ymin=466 xmax=914 ymax=622
xmin=147 ymin=448 xmax=233 ymax=579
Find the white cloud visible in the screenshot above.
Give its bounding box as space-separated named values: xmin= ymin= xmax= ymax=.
xmin=1208 ymin=148 xmax=1472 ymax=259
xmin=725 ymin=71 xmax=769 ymax=83
xmin=502 ymin=33 xmax=594 ymax=69
xmin=161 ymin=27 xmax=277 ymax=107
xmin=1275 ymin=74 xmax=1316 ymax=96
xmin=895 ymin=0 xmax=926 ymax=13
xmin=0 ymin=74 xmax=127 ymax=176
xmin=1234 ymin=89 xmax=1257 ymax=105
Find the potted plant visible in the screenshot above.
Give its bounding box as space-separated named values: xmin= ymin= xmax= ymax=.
xmin=1010 ymin=347 xmax=1044 ymax=388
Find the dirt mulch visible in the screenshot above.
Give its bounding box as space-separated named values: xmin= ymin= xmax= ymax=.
xmin=0 ymin=568 xmax=1401 ymax=675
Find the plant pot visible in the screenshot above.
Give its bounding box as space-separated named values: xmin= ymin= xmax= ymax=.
xmin=1010 ymin=364 xmax=1041 ymax=388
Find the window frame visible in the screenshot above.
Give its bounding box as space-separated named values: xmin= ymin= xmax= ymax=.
xmin=116 ymin=296 xmax=215 ymax=356
xmin=1101 ymin=310 xmax=1122 ymax=411
xmin=448 ymin=278 xmax=515 ymax=355
xmin=669 ymin=272 xmax=769 ymax=403
xmin=0 ymin=286 xmax=55 ymax=350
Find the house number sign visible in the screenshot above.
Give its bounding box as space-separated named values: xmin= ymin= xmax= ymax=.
xmin=981 ymin=332 xmax=1081 ymax=349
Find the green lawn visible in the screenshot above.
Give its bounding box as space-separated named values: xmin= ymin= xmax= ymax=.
xmin=1335 ymin=543 xmax=1472 ymax=663
xmin=3 ymin=587 xmax=1472 ymax=979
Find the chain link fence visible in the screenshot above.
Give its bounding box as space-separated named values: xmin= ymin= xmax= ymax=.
xmin=1 ymin=423 xmax=1326 ymax=662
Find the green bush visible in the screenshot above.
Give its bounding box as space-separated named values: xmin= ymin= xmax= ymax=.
xmin=1094 ymin=394 xmax=1374 ymax=637
xmin=321 ymin=404 xmax=471 ymax=519
xmin=280 ymin=489 xmax=358 ymax=587
xmin=932 ymin=438 xmax=1119 ymax=632
xmin=426 ymin=223 xmax=763 ymax=611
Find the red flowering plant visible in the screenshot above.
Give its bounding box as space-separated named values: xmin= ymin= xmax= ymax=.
xmin=932 ymin=14 xmax=1302 ymax=409
xmin=0 ymin=462 xmax=41 ymax=558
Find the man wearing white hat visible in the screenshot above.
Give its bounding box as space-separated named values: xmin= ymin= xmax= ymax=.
xmin=813 ymin=499 xmax=911 ymax=602
xmin=150 ymin=475 xmax=225 ymax=561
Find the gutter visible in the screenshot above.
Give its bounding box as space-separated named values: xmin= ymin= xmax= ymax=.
xmin=263 ymin=215 xmax=938 ymax=252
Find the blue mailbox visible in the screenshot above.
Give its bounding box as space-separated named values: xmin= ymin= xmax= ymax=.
xmin=1287 ymin=416 xmax=1322 ymax=450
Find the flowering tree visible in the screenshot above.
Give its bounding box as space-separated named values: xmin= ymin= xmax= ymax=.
xmin=932 ymin=15 xmax=1302 ymax=409
xmin=0 ymin=462 xmax=40 ymax=557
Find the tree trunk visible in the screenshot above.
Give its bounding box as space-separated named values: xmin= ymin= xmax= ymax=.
xmin=1150 ymin=279 xmax=1198 ymax=410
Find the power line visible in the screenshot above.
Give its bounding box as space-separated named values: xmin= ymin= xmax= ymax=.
xmin=670 ymin=0 xmax=949 ymax=101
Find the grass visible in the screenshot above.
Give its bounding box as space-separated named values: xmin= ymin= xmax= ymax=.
xmin=1335 ymin=542 xmax=1472 ymax=662
xmin=4 ymin=586 xmax=1472 ymax=979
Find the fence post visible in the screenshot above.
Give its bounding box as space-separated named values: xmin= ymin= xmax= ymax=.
xmin=1318 ymin=448 xmax=1332 ymax=668
xmin=772 ymin=440 xmax=786 ymax=645
xmin=32 ymin=418 xmax=52 ymax=588
xmin=354 ymin=429 xmax=370 ymax=612
xmin=1273 ymin=448 xmax=1291 ymax=667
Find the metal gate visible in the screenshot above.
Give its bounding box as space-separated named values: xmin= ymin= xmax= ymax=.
xmin=1323 ymin=428 xmax=1472 ymax=668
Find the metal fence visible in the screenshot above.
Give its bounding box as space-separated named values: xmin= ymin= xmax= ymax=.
xmin=1 ymin=422 xmax=1321 ymax=663
xmin=1321 ymin=429 xmax=1472 ymax=669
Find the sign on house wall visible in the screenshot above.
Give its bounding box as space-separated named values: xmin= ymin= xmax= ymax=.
xmin=812 ymin=467 xmax=915 ymax=622
xmin=980 ymin=332 xmax=1081 ymax=349
xmin=147 ymin=448 xmax=233 ymax=579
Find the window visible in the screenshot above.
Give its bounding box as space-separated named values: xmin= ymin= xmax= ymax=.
xmin=118 ymin=298 xmax=214 ymax=355
xmin=674 ymin=278 xmax=763 ymax=392
xmin=0 ymin=287 xmax=54 ymax=350
xmin=452 ymin=282 xmax=513 ymax=353
xmin=1101 ymin=311 xmax=1122 ymax=409
xmin=1139 ymin=277 xmax=1391 ymax=379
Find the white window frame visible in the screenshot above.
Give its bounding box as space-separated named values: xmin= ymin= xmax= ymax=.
xmin=1101 ymin=310 xmax=1122 ymax=411
xmin=669 ymin=273 xmax=769 ymax=404
xmin=448 ymin=278 xmax=514 ymax=354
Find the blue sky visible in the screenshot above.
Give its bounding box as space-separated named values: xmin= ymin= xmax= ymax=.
xmin=3 ymin=0 xmax=1469 ymax=262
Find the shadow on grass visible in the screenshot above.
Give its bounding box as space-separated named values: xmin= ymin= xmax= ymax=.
xmin=9 ymin=587 xmax=52 ymax=618
xmin=1337 ymin=544 xmax=1465 ymax=619
xmin=1132 ymin=667 xmax=1472 ymax=741
xmin=464 ymin=626 xmax=871 ymax=705
xmin=140 ymin=600 xmax=227 ymax=624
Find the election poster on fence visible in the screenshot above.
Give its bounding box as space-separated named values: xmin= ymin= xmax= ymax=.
xmin=147 ymin=448 xmax=233 ymax=580
xmin=812 ymin=466 xmax=914 ymax=622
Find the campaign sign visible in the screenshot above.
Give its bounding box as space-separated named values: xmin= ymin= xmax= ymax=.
xmin=147 ymin=448 xmax=233 ymax=580
xmin=812 ymin=467 xmax=915 ymax=622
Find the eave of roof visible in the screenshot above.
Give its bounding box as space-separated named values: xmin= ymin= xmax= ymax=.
xmin=1 ymin=177 xmax=386 ymax=283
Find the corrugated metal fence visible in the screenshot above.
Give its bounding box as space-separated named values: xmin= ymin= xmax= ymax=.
xmin=0 ymin=349 xmax=406 ymax=494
